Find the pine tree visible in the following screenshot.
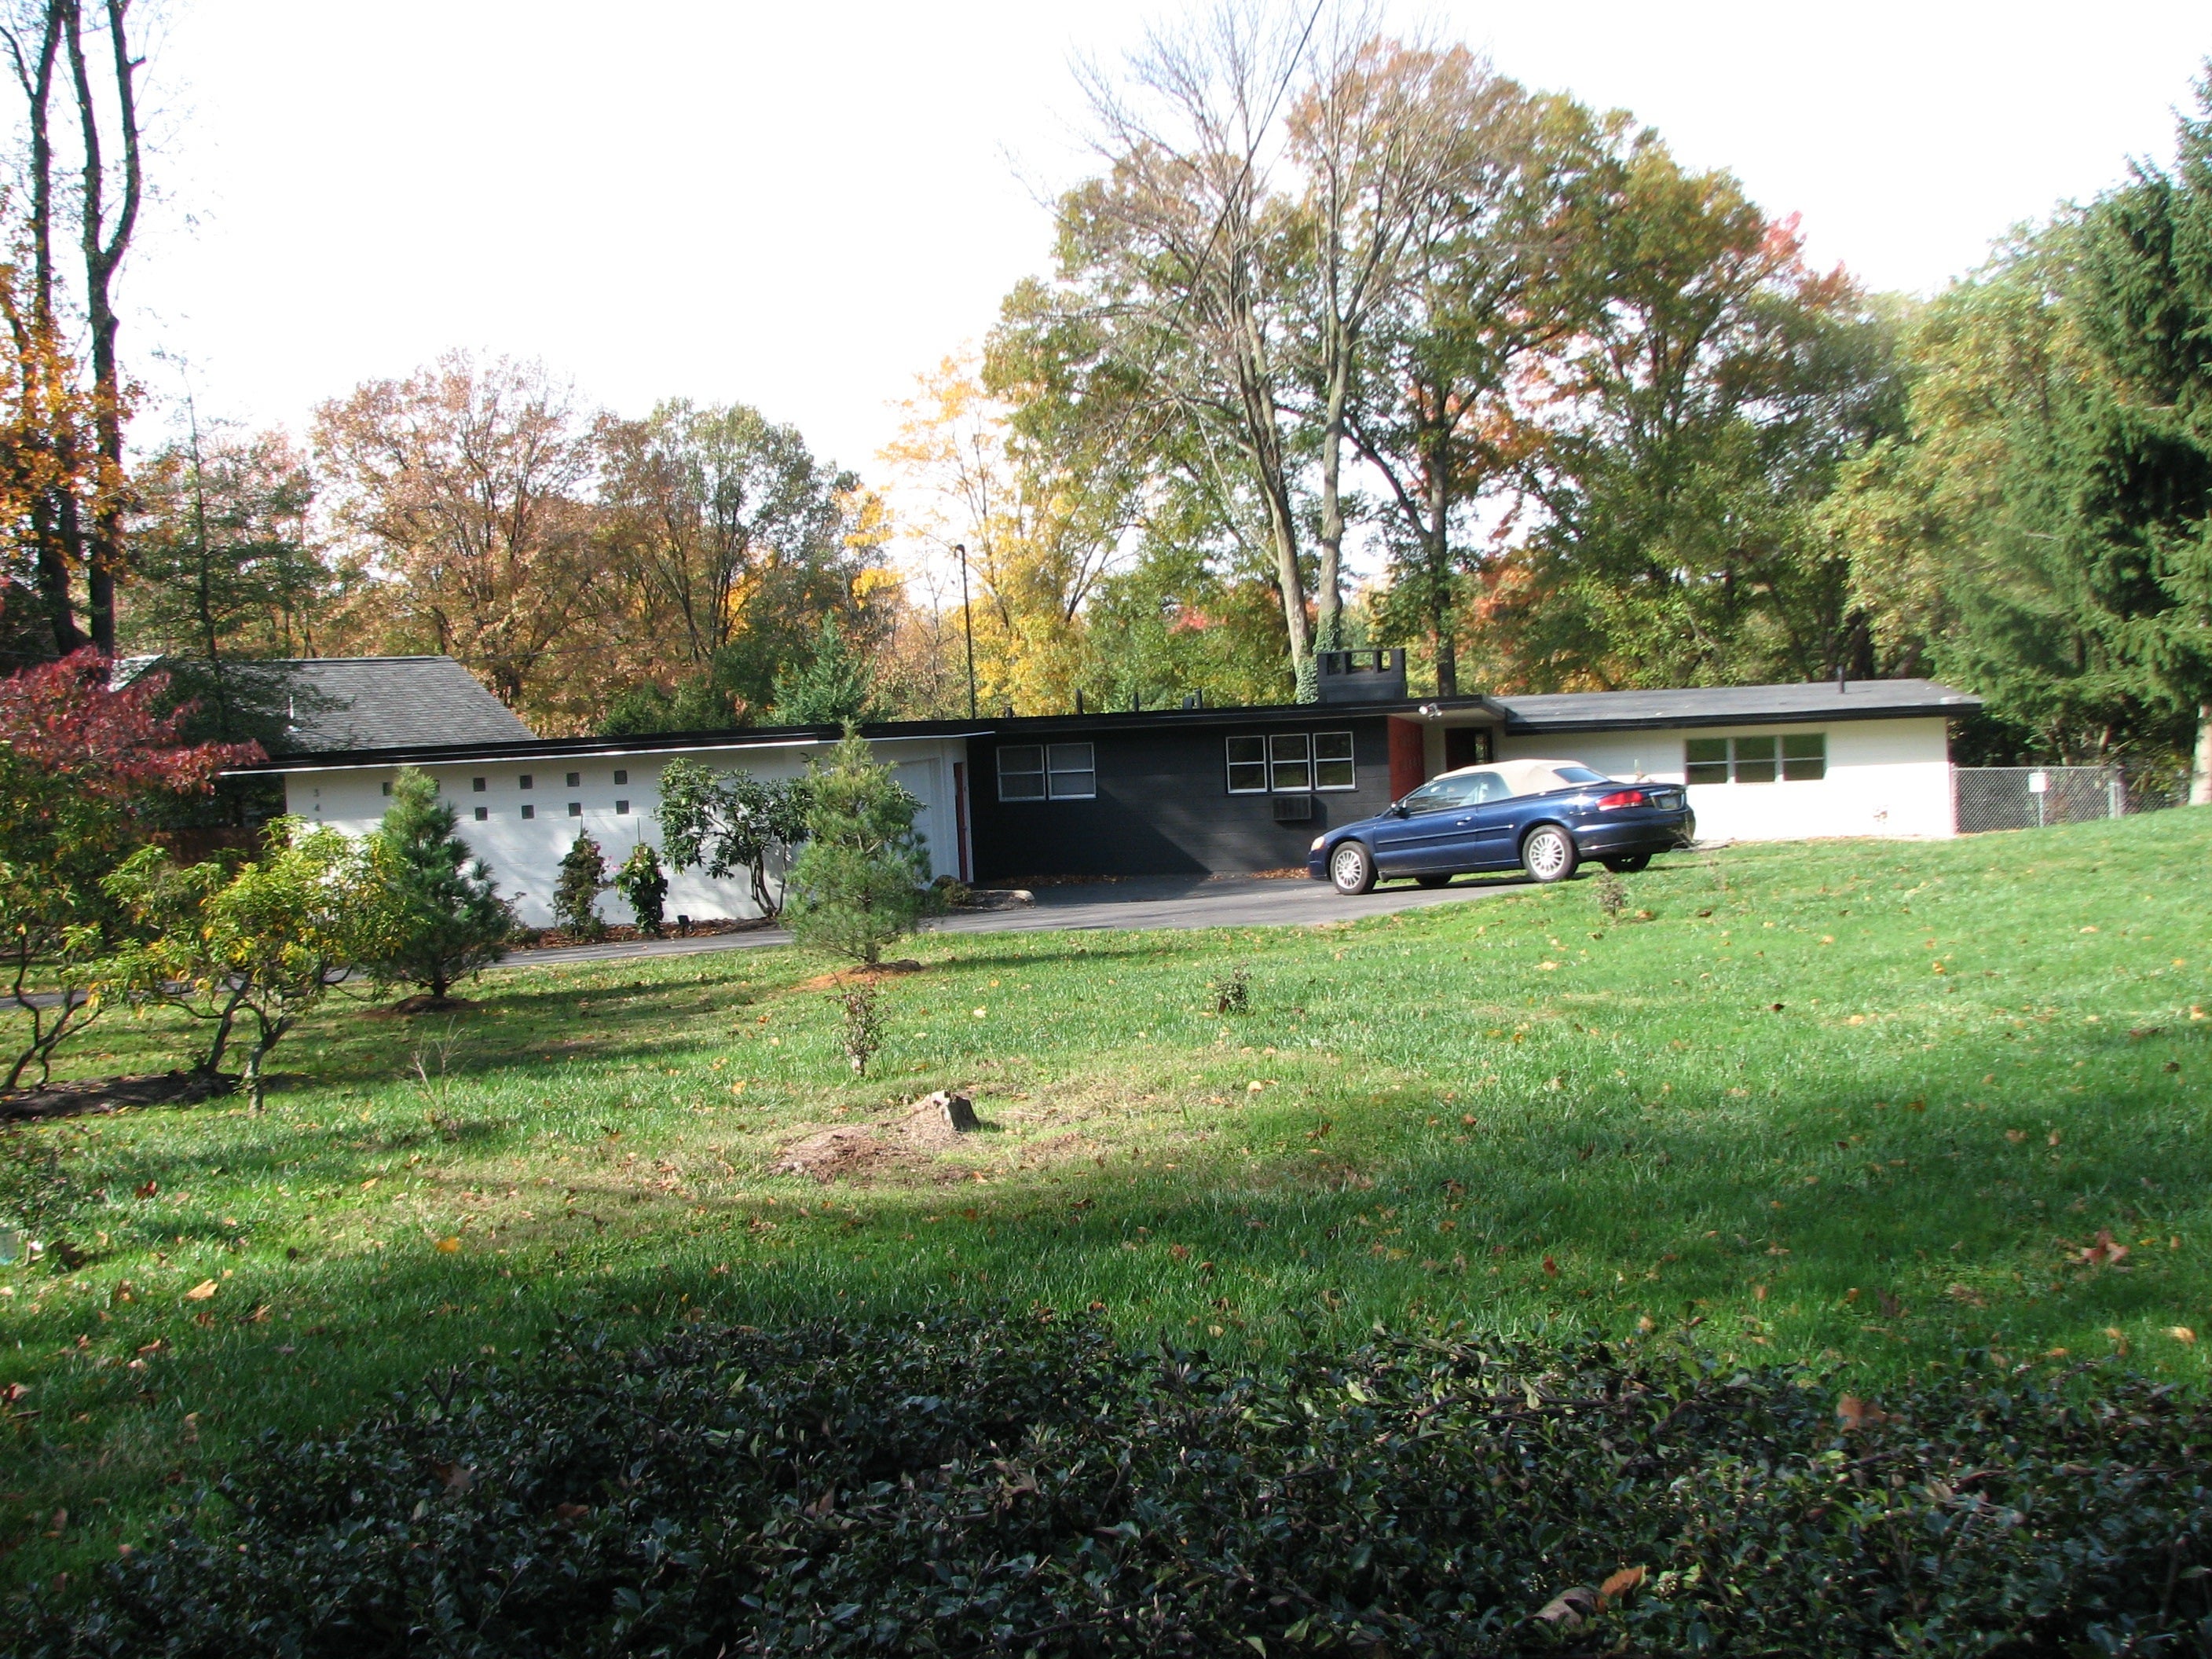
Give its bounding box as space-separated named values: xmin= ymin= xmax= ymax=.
xmin=784 ymin=730 xmax=935 ymax=965
xmin=362 ymin=770 xmax=513 ymax=1004
xmin=771 ymin=616 xmax=881 ymax=726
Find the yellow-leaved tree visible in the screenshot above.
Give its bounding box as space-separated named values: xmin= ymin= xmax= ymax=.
xmin=880 ymin=356 xmax=1134 ymax=716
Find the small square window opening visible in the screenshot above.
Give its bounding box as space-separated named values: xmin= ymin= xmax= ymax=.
xmin=566 ymin=771 xmax=581 ymax=788
xmin=615 ymin=800 xmax=630 ymax=815
xmin=521 ymin=804 xmax=535 ymax=820
xmin=519 ymin=774 xmax=534 ymax=789
xmin=381 ymin=780 xmax=392 ymax=796
xmin=473 ymin=806 xmax=488 ymax=822
xmin=471 ymin=777 xmax=486 ymax=793
xmin=613 ymin=769 xmax=628 ymax=786
xmin=567 ymin=801 xmax=582 ymax=817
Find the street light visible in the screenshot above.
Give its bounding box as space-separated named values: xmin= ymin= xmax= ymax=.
xmin=954 ymin=542 xmax=978 ymax=719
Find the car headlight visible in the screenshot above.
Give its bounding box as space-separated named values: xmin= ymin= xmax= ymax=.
xmin=1309 ymin=834 xmax=1328 ymax=852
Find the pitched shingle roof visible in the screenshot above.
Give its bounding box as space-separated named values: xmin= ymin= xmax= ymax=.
xmin=1492 ymin=679 xmax=1976 ymax=733
xmin=272 ymin=657 xmax=536 ymax=751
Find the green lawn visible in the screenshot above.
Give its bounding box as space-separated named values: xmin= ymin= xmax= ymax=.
xmin=2 ymin=810 xmax=2209 ymax=1586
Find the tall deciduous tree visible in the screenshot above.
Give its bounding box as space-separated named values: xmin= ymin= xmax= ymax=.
xmin=125 ymin=412 xmax=324 ymax=742
xmin=2 ymin=0 xmax=146 ymax=657
xmin=1503 ymin=137 xmax=1906 ymax=690
xmin=1285 ymin=25 xmax=1470 ymax=657
xmin=313 ymin=353 xmax=597 ymax=726
xmin=1346 ymin=73 xmax=1602 ymax=695
xmin=1060 ymin=1 xmax=1318 ymax=692
xmin=596 ymin=400 xmax=877 ymax=725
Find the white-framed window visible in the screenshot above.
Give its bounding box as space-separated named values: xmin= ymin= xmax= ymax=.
xmin=1225 ymin=731 xmax=1355 ymax=793
xmin=998 ymin=745 xmax=1046 ymax=800
xmin=1046 ymin=742 xmax=1096 ymax=799
xmin=1685 ymin=732 xmax=1826 ymax=785
xmin=998 ymin=742 xmax=1097 ymax=800
xmin=1225 ymin=735 xmax=1269 ymax=793
xmin=1313 ymin=731 xmax=1355 ymax=789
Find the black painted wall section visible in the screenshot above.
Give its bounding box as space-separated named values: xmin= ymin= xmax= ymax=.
xmin=968 ymin=716 xmax=1398 ymax=881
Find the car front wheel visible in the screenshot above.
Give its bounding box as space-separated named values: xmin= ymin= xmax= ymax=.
xmin=1521 ymin=825 xmax=1578 ymax=884
xmin=1330 ymin=841 xmax=1376 ymax=895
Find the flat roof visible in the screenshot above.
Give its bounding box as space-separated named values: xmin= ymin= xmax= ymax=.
xmin=232 ymin=677 xmax=1978 ymax=774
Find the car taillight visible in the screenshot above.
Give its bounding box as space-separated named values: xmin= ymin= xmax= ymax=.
xmin=1595 ymin=789 xmax=1646 ymax=810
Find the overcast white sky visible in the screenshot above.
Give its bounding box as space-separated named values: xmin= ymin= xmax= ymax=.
xmin=129 ymin=0 xmax=2209 ymax=484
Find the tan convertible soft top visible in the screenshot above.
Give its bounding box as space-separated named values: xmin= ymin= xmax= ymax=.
xmin=1438 ymin=758 xmax=1602 ymax=798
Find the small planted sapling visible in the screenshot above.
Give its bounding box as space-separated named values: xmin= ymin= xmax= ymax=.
xmin=613 ymin=843 xmax=670 ymax=937
xmin=837 ymin=981 xmax=884 ymax=1076
xmin=555 ymin=833 xmax=610 ymax=941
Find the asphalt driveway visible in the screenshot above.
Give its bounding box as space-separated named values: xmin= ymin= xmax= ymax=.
xmin=497 ymin=871 xmax=1533 ymax=970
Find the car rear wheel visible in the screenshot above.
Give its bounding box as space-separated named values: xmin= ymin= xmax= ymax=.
xmin=1330 ymin=841 xmax=1376 ymax=895
xmin=1521 ymin=825 xmax=1578 ymax=884
xmin=1602 ymin=853 xmax=1651 ymax=873
xmin=1414 ymin=873 xmax=1452 ymax=889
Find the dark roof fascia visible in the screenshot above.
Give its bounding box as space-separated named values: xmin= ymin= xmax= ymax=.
xmin=1498 ymin=693 xmax=1981 ymax=736
xmin=972 ymin=698 xmax=1499 ymax=741
xmin=233 ymin=720 xmax=995 ymax=776
xmin=232 ymin=698 xmax=1504 ymax=775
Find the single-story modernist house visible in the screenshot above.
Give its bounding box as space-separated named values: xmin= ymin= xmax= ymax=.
xmin=236 ymin=652 xmax=1980 ymax=928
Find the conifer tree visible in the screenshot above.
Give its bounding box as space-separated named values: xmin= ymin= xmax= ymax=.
xmin=784 ymin=731 xmax=935 ymax=965
xmin=362 ymin=769 xmax=512 ymax=1003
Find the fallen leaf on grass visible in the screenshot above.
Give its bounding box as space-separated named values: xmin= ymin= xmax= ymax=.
xmin=435 ymin=1237 xmax=461 ymax=1254
xmin=2170 ymin=1327 xmax=2196 ymax=1344
xmin=2078 ymin=1229 xmax=2129 ymax=1267
xmin=183 ymin=1280 xmax=217 ymax=1302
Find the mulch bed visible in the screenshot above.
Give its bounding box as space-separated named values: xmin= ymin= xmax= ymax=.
xmin=505 ymin=917 xmax=774 ymax=953
xmin=0 ymin=1069 xmax=236 ymax=1122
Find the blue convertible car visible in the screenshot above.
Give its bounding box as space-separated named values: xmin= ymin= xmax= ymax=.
xmin=1306 ymin=758 xmax=1696 ymax=895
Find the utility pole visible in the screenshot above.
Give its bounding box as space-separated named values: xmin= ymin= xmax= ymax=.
xmin=954 ymin=542 xmax=977 ymax=719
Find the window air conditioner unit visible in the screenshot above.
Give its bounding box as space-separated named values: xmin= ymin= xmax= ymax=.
xmin=1272 ymin=793 xmax=1314 ymax=823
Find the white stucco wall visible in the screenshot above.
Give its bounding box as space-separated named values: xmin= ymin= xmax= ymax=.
xmin=1496 ymin=715 xmax=1956 ymax=840
xmin=282 ymin=736 xmax=971 ymax=928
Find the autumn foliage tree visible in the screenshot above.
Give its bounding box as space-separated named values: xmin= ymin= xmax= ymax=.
xmin=313 ymin=353 xmax=599 ymax=727
xmin=0 ymin=651 xmax=257 ymax=1086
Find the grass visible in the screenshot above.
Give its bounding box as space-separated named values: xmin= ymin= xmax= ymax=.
xmin=1 ymin=809 xmax=2209 ymax=1588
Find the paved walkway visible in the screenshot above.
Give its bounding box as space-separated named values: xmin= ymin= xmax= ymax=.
xmin=496 ymin=871 xmax=1533 ymax=971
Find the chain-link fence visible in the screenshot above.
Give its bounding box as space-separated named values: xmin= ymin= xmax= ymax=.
xmin=1953 ymin=765 xmax=2181 ymax=834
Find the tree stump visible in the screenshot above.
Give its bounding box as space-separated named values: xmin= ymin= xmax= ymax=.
xmin=924 ymin=1090 xmax=979 ymax=1133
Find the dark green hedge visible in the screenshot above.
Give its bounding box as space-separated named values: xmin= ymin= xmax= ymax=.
xmin=11 ymin=1313 xmax=2211 ymax=1656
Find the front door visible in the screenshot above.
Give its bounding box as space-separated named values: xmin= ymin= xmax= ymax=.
xmin=1371 ymin=773 xmax=1482 ymax=874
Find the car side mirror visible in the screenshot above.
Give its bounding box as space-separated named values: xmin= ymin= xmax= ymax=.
xmin=1390 ymin=802 xmax=1409 ymax=819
